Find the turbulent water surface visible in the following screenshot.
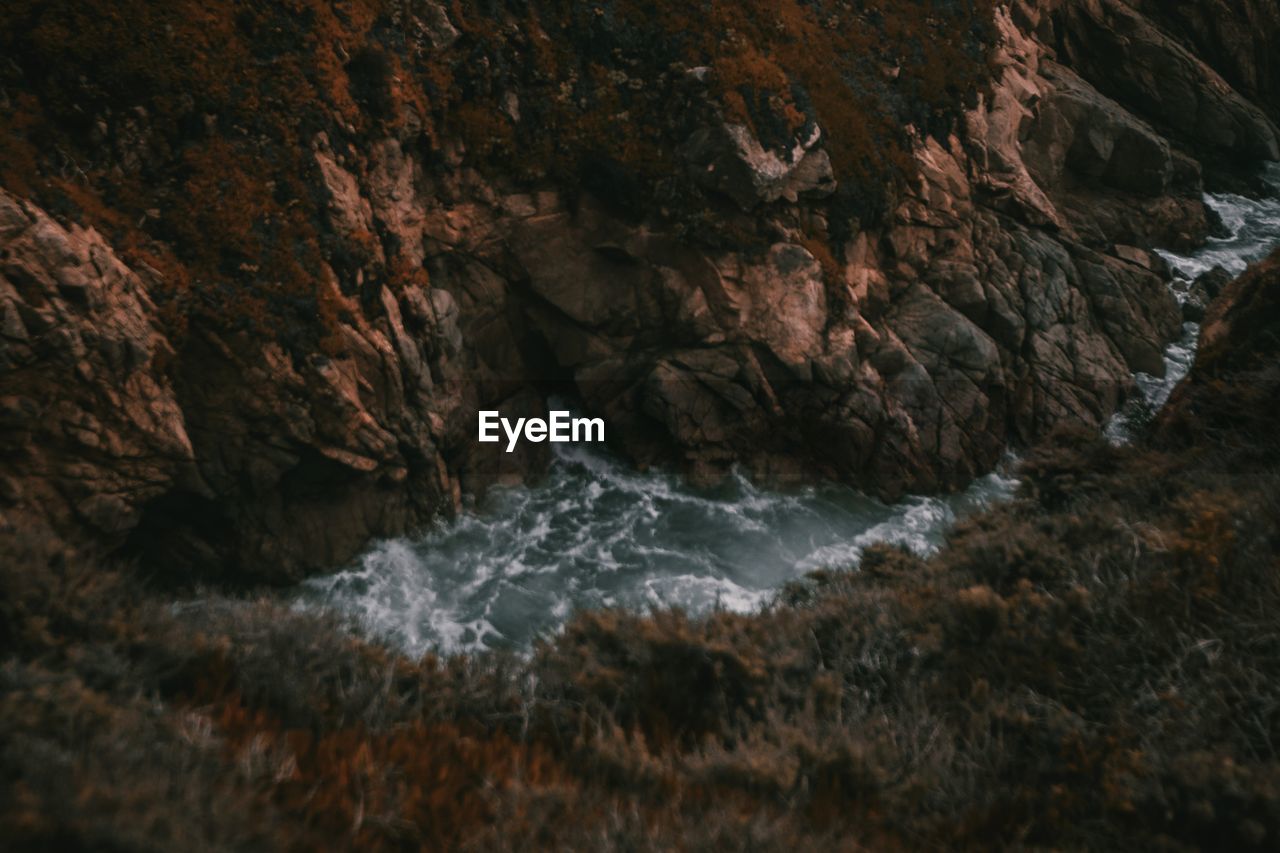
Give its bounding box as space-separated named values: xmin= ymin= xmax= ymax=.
xmin=1108 ymin=164 xmax=1280 ymax=441
xmin=298 ymin=166 xmax=1280 ymax=656
xmin=297 ymin=447 xmax=1018 ymax=654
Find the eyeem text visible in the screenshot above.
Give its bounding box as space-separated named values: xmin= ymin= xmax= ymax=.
xmin=478 ymin=410 xmax=605 ymax=452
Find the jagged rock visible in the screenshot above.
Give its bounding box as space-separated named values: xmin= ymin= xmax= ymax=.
xmin=1183 ymin=266 xmax=1235 ymax=321
xmin=1054 ymin=0 xmax=1280 ymax=166
xmin=0 ymin=180 xmax=476 ymax=583
xmin=3 ymin=0 xmax=1276 ymax=577
xmin=0 ymin=190 xmax=196 ymax=550
xmin=965 ymin=6 xmax=1066 ymax=230
xmin=681 ymin=120 xmax=836 ymax=211
xmin=315 ymin=143 xmax=381 ymax=261
xmin=415 ymin=1 xmax=459 ymax=51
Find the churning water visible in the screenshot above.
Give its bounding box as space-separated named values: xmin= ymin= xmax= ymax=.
xmin=1107 ymin=163 xmax=1280 ymax=441
xmin=296 ymin=446 xmax=1018 ymax=655
xmin=297 ymin=165 xmax=1280 ymax=656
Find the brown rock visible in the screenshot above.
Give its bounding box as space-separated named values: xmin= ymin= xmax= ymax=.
xmin=1054 ymin=0 xmax=1280 ymax=165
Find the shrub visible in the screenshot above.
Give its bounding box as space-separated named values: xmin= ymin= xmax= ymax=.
xmin=0 ymin=0 xmax=998 ymax=352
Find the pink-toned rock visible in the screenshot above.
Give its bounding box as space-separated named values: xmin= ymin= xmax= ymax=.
xmin=7 ymin=0 xmax=1274 ymax=580
xmin=0 ymin=190 xmax=195 ymax=550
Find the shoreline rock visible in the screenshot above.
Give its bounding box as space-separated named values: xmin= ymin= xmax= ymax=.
xmin=2 ymin=0 xmax=1277 ymax=582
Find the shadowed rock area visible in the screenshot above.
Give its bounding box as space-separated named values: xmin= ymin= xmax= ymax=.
xmin=0 ymin=1 xmax=1275 ymax=582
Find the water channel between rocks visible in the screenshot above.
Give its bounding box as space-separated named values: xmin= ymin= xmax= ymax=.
xmin=295 ymin=166 xmax=1280 ymax=655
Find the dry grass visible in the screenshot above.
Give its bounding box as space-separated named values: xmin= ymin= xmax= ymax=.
xmin=4 ymin=255 xmax=1280 ymax=850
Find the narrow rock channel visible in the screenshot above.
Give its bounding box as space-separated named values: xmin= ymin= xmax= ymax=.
xmin=296 ymin=174 xmax=1280 ymax=655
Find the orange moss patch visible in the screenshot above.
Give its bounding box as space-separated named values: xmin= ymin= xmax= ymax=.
xmin=629 ymin=0 xmax=996 ymax=208
xmin=799 ymin=233 xmax=843 ymax=283
xmin=0 ymin=0 xmax=997 ymax=347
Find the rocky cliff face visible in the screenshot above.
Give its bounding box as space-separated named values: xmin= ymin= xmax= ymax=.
xmin=1128 ymin=0 xmax=1280 ymax=125
xmin=1 ymin=0 xmax=1277 ymax=582
xmin=0 ymin=186 xmax=468 ymax=582
xmin=1158 ymin=248 xmax=1280 ymax=446
xmin=1046 ymin=0 xmax=1279 ymax=182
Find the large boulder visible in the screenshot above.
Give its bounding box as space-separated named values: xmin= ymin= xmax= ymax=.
xmin=1023 ymin=61 xmax=1173 ymax=197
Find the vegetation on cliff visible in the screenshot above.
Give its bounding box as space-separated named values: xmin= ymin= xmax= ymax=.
xmin=4 ymin=252 xmax=1279 ymax=849
xmin=0 ymin=0 xmax=995 ymax=351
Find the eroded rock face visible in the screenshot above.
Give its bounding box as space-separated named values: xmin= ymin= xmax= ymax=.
xmin=1129 ymin=0 xmax=1280 ymax=125
xmin=0 ymin=192 xmax=195 ymax=547
xmin=1 ymin=0 xmax=1275 ymax=579
xmin=1051 ymin=0 xmax=1280 ymax=168
xmin=0 ymin=184 xmax=475 ymax=584
xmin=394 ymin=1 xmax=1191 ymax=496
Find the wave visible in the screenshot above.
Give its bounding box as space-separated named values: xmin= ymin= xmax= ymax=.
xmin=295 ymin=441 xmax=1017 ymax=655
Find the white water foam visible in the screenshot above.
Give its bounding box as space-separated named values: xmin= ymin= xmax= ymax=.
xmin=295 ymin=443 xmax=1017 ymax=655
xmin=1107 ymin=164 xmax=1280 ymax=442
xmin=299 ymin=166 xmax=1280 ymax=657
